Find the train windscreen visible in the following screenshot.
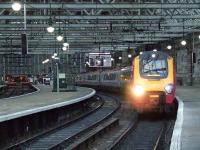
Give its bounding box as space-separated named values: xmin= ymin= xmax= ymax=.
xmin=140 ymin=53 xmax=168 ymax=79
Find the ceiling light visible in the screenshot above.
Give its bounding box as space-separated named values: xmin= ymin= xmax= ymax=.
xmin=63 ymin=42 xmax=69 ymax=47
xmin=140 ymin=52 xmax=143 ymax=55
xmin=111 ymin=58 xmax=114 ymax=61
xmin=119 ymin=56 xmax=122 ymax=60
xmin=12 ymin=2 xmax=21 ymax=11
xmin=153 ymin=49 xmax=157 ymax=52
xmin=46 ymin=17 xmax=54 ymax=33
xmin=45 ymin=59 xmax=49 ymax=63
xmin=128 ymin=54 xmax=132 ymax=58
xmin=56 ymin=35 xmax=63 ymax=41
xmin=152 ymin=54 xmax=156 ymax=58
xmin=167 ymin=45 xmax=172 ymax=50
xmin=53 ymin=53 xmax=57 ymax=56
xmin=62 ymin=46 xmax=67 ymax=51
xmin=181 ymin=40 xmax=187 ymax=46
xmin=52 ymin=55 xmax=55 ymax=59
xmin=47 ymin=26 xmax=54 ymax=33
xmin=198 ymin=35 xmax=200 ymax=39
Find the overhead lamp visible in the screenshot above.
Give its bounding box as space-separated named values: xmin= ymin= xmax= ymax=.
xmin=12 ymin=2 xmax=22 ymax=11
xmin=152 ymin=54 xmax=156 ymax=58
xmin=53 ymin=53 xmax=57 ymax=56
xmin=52 ymin=55 xmax=55 ymax=59
xmin=111 ymin=58 xmax=114 ymax=61
xmin=119 ymin=56 xmax=122 ymax=60
xmin=139 ymin=52 xmax=143 ymax=55
xmin=128 ymin=54 xmax=132 ymax=58
xmin=56 ymin=35 xmax=63 ymax=41
xmin=42 ymin=59 xmax=49 ymax=64
xmin=45 ymin=59 xmax=49 ymax=63
xmin=181 ymin=19 xmax=186 ymax=46
xmin=181 ymin=40 xmax=187 ymax=46
xmin=153 ymin=49 xmax=157 ymax=52
xmin=47 ymin=26 xmax=54 ymax=33
xmin=63 ymin=42 xmax=69 ymax=47
xmin=47 ymin=17 xmax=54 ymax=33
xmin=198 ymin=35 xmax=200 ymax=39
xmin=62 ymin=46 xmax=67 ymax=51
xmin=167 ymin=45 xmax=172 ymax=50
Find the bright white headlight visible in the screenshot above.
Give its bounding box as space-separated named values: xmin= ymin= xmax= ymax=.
xmin=164 ymin=84 xmax=174 ymax=94
xmin=133 ymin=85 xmax=144 ymax=96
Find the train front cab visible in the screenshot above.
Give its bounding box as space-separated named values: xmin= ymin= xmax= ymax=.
xmin=131 ymin=52 xmax=176 ymax=113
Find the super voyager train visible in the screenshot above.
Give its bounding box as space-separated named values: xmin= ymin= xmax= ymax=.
xmin=76 ymin=51 xmax=176 ymax=113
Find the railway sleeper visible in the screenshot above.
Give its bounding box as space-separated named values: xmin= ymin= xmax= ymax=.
xmin=66 ymin=118 xmax=119 ymax=150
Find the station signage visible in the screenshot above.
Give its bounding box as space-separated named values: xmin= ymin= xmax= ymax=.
xmin=89 ymin=53 xmax=112 ymax=67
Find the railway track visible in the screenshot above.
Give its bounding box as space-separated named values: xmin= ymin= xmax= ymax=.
xmin=7 ymin=93 xmax=120 ymax=150
xmin=85 ymin=94 xmax=176 ymax=150
xmin=111 ymin=116 xmax=165 ymax=150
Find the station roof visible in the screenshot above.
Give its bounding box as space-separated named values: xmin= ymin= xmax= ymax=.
xmin=0 ymin=0 xmax=200 ymax=54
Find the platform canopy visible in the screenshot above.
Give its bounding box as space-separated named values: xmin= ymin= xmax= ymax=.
xmin=0 ymin=0 xmax=200 ymax=54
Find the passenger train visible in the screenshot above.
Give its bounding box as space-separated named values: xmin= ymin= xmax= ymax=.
xmin=76 ymin=51 xmax=176 ymax=113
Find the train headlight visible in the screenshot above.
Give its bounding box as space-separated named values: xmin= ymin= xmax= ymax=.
xmin=164 ymin=84 xmax=174 ymax=94
xmin=133 ymin=85 xmax=144 ymax=96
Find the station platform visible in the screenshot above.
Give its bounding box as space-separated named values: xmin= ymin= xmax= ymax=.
xmin=0 ymin=85 xmax=95 ymax=123
xmin=170 ymin=86 xmax=200 ymax=150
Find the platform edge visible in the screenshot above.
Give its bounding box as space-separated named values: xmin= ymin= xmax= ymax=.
xmin=169 ymin=96 xmax=184 ymax=150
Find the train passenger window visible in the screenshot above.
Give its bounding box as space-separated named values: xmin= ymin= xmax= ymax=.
xmin=140 ymin=54 xmax=168 ymax=79
xmin=88 ymin=75 xmax=97 ymax=80
xmin=104 ymin=73 xmax=116 ymax=80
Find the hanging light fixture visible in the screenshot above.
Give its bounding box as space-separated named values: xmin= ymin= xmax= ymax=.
xmin=63 ymin=21 xmax=69 ymax=49
xmin=181 ymin=40 xmax=187 ymax=46
xmin=153 ymin=49 xmax=157 ymax=52
xmin=167 ymin=45 xmax=172 ymax=50
xmin=47 ymin=4 xmax=54 ymax=33
xmin=62 ymin=46 xmax=67 ymax=51
xmin=56 ymin=8 xmax=63 ymax=42
xmin=56 ymin=34 xmax=63 ymax=41
xmin=181 ymin=19 xmax=186 ymax=46
xmin=47 ymin=17 xmax=54 ymax=33
xmin=12 ymin=2 xmax=22 ymax=11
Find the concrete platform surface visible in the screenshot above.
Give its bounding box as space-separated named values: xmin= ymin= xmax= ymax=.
xmin=0 ymin=85 xmax=95 ymax=122
xmin=170 ymin=86 xmax=200 ymax=150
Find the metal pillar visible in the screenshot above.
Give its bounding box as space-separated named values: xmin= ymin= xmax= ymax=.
xmin=56 ymin=63 xmax=59 ymax=92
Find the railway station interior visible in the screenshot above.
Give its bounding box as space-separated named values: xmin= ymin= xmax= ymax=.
xmin=0 ymin=0 xmax=199 ymax=150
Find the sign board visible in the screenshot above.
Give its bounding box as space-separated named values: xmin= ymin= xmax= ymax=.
xmin=59 ymin=73 xmax=66 ymax=79
xmin=89 ymin=53 xmax=112 ymax=67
